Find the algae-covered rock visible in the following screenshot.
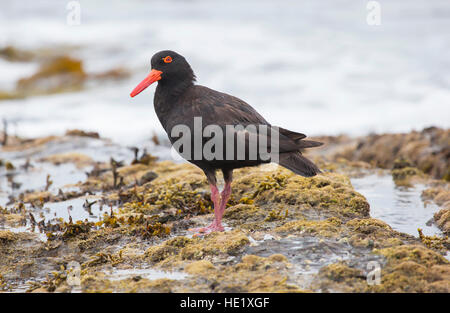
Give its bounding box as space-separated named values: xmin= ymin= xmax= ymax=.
xmin=231 ymin=167 xmax=370 ymax=220
xmin=321 ymin=262 xmax=364 ymax=283
xmin=223 ymin=204 xmax=265 ymax=225
xmin=314 ymin=244 xmax=450 ymax=292
xmin=434 ymin=209 xmax=450 ymax=235
xmin=422 ymin=185 xmax=450 ymax=207
xmin=40 ymin=152 xmax=94 ymax=169
xmin=2 ymin=50 xmax=131 ymax=99
xmin=346 ymin=218 xmax=407 ymax=248
xmin=0 ymin=46 xmax=34 ymax=62
xmin=417 ymin=228 xmax=449 ymax=251
xmin=139 ymin=171 xmax=158 ymax=185
xmin=181 ymin=254 xmax=301 ymax=293
xmin=422 ymin=185 xmax=450 ymax=235
xmin=2 ymin=213 xmax=26 ymax=227
xmin=391 ymin=167 xmax=424 ymax=186
xmin=332 ymin=127 xmax=450 ymax=180
xmin=23 ymin=191 xmax=52 ymax=204
xmin=317 ymin=262 xmax=365 ymax=292
xmin=184 ymin=260 xmax=216 ymax=275
xmin=4 ymin=161 xmax=15 ymax=170
xmin=274 ymin=218 xmax=342 ymax=238
xmin=369 ymin=245 xmax=450 ymax=292
xmin=144 ymin=231 xmax=250 ymax=265
xmin=0 ymin=230 xmax=18 ymax=244
xmin=65 ymin=129 xmax=100 ymax=139
xmin=1 ymin=131 xmax=448 ymax=293
xmin=0 ymin=135 xmax=59 ymax=152
xmin=181 ymin=231 xmax=250 ymax=259
xmin=375 ymin=244 xmax=447 ymax=267
xmin=91 ymin=68 xmax=130 ymax=81
xmin=17 ymin=56 xmax=86 ymax=96
xmin=0 ymin=90 xmax=19 ymax=100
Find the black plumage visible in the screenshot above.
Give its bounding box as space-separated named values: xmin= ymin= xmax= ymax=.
xmin=131 ymin=50 xmax=323 ymax=234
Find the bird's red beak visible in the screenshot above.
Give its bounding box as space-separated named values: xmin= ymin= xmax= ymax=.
xmin=130 ymin=69 xmax=163 ymax=97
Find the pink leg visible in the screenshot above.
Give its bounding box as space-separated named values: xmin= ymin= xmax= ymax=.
xmin=188 ymin=184 xmax=224 ymax=235
xmin=188 ymin=170 xmax=233 ymax=236
xmin=215 ymin=180 xmax=232 ymax=230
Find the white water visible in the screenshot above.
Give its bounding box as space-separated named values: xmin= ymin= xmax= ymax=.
xmin=0 ymin=0 xmax=449 ymax=145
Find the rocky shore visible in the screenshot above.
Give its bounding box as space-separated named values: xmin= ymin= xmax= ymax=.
xmin=0 ymin=127 xmax=449 ymax=292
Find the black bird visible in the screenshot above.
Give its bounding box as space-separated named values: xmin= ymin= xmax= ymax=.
xmin=130 ymin=50 xmax=323 ymax=234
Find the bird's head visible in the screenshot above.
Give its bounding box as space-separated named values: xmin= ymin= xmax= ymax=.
xmin=130 ymin=50 xmax=195 ymax=97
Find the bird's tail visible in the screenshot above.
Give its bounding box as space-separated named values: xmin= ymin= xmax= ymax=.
xmin=278 ymin=152 xmax=321 ymax=177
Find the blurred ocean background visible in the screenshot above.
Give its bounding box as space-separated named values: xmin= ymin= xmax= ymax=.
xmin=0 ymin=0 xmax=449 ymax=145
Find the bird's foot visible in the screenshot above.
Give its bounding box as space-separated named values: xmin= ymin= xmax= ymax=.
xmin=188 ymin=222 xmax=224 ymax=236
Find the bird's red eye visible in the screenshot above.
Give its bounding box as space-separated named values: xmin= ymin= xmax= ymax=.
xmin=163 ymin=56 xmax=172 ymax=63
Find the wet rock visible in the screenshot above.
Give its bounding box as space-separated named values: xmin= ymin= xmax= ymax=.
xmin=319 ymin=262 xmax=364 ymax=284
xmin=418 ymin=228 xmax=449 ymax=251
xmin=30 ymin=287 xmax=50 ymax=293
xmin=91 ymin=68 xmax=130 ymax=81
xmin=0 ymin=91 xmax=19 ymax=100
xmin=1 ymin=132 xmax=449 ymax=293
xmin=422 ymin=184 xmax=450 ymax=235
xmin=231 ymin=168 xmax=370 ymax=220
xmin=434 ymin=209 xmax=450 ymax=235
xmin=370 ymin=245 xmax=450 ymax=292
xmin=39 ymin=152 xmax=94 ymax=169
xmin=422 ymin=185 xmax=450 ymax=207
xmin=145 ymin=230 xmax=250 ymax=265
xmin=392 ymin=158 xmax=413 ymax=170
xmin=0 ymin=230 xmax=18 ymax=243
xmin=314 ymin=244 xmax=450 ymax=292
xmin=17 ymin=56 xmax=86 ymax=96
xmin=23 ymin=191 xmax=52 ymax=203
xmin=184 ymin=260 xmax=215 ymax=274
xmin=0 ymin=46 xmax=34 ymax=62
xmin=224 ymin=204 xmax=265 ymax=226
xmin=182 ymin=231 xmax=250 ymax=259
xmin=391 ymin=166 xmax=424 ymax=186
xmin=178 ymin=254 xmax=301 ymax=293
xmin=3 ymin=213 xmax=26 ymax=227
xmin=0 ymin=135 xmax=59 ymax=152
xmin=139 ymin=171 xmax=158 ymax=185
xmin=0 ymin=47 xmax=131 ymax=100
xmin=65 ymin=129 xmax=100 ymax=139
xmin=274 ymin=218 xmax=342 ymax=238
xmin=332 ymin=127 xmax=450 ymax=180
xmin=345 ymin=218 xmax=408 ymax=248
xmin=4 ymin=161 xmax=15 ymax=170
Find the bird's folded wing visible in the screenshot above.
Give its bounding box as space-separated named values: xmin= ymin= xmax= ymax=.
xmin=189 ymin=86 xmax=316 ymax=153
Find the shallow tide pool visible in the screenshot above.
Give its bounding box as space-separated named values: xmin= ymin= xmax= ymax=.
xmin=351 ymin=173 xmax=442 ymax=237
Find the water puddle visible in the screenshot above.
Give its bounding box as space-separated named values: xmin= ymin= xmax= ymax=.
xmin=247 ymin=236 xmax=381 ymax=273
xmin=246 ymin=236 xmax=383 ymax=290
xmin=351 ymin=173 xmax=442 ymax=237
xmin=0 ymin=224 xmax=48 ymax=242
xmin=0 ymin=163 xmax=87 ymax=205
xmin=0 ymin=194 xmax=115 ymax=242
xmin=106 ymin=268 xmax=188 ymax=282
xmin=35 ymin=197 xmax=106 ymax=222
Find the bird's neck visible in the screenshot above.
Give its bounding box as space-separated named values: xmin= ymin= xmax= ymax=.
xmin=153 ymin=78 xmax=194 ymax=127
xmin=156 ymin=77 xmax=193 ymax=101
xmin=154 ymin=64 xmax=196 ymax=106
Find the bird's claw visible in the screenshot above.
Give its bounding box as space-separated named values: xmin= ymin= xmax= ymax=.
xmin=188 ymin=223 xmax=224 ymax=236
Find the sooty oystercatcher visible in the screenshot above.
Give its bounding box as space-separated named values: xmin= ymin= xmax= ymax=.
xmin=130 ymin=50 xmax=323 ymax=234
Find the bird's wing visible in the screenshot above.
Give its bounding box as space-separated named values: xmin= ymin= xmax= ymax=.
xmin=190 ymin=85 xmax=269 ymax=126
xmin=187 ymin=86 xmax=306 ymax=153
